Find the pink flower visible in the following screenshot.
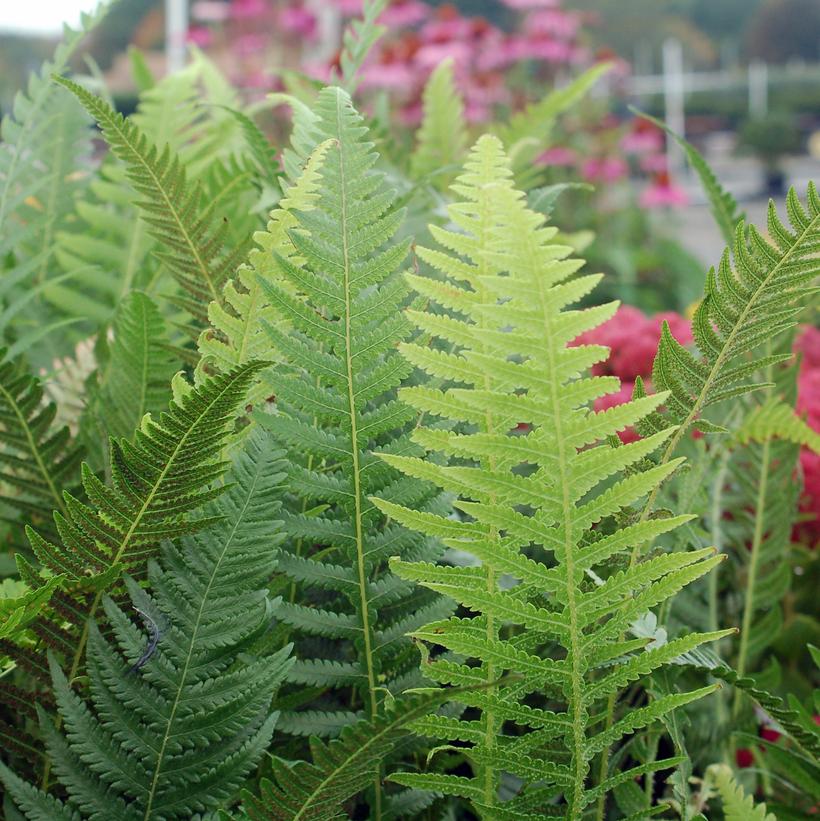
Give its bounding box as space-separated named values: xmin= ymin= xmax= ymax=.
xmin=186 ymin=25 xmax=213 ymax=47
xmin=331 ymin=0 xmax=363 ymax=14
xmin=581 ymin=156 xmax=628 ymax=183
xmin=229 ymin=0 xmax=268 ymax=20
xmin=501 ymin=0 xmax=560 ymax=8
xmin=640 ymin=174 xmax=689 ymax=209
xmin=191 ymin=1 xmax=230 ymax=22
xmin=650 ymin=312 xmax=693 ymax=348
xmin=524 ymin=9 xmax=581 ymax=40
xmin=415 ymin=41 xmax=472 ymax=70
xmin=379 ymin=0 xmax=430 ymax=27
xmin=621 ymin=125 xmax=663 ymax=154
xmin=233 ymin=32 xmax=267 ymax=55
xmin=279 ymin=4 xmax=317 ymax=38
xmin=536 ymin=146 xmax=578 ymax=167
xmin=796 ymin=325 xmax=820 ymax=370
xmin=359 ymin=61 xmax=417 ymax=90
xmin=640 ymin=153 xmax=668 ymax=173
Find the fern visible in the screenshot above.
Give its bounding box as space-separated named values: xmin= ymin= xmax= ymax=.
xmin=54 ymin=76 xmax=253 ymax=326
xmin=372 ymin=135 xmax=729 ymax=818
xmin=256 ymin=88 xmax=449 ymax=749
xmin=494 ymin=63 xmax=611 ymax=185
xmin=0 ymin=360 xmax=265 ymax=771
xmin=91 ymin=291 xmax=178 ymax=445
xmin=707 ymin=763 xmax=778 ymax=821
xmin=197 ymin=139 xmax=333 ymax=406
xmin=0 ymin=352 xmax=84 ymax=546
xmin=338 ymin=0 xmax=389 ymax=93
xmin=0 ymin=431 xmax=293 ymax=818
xmin=735 ymin=398 xmax=820 ymax=452
xmin=410 ymin=59 xmax=467 ymax=190
xmin=243 ymin=689 xmax=456 ymax=821
xmin=638 ymin=185 xmax=819 ymax=448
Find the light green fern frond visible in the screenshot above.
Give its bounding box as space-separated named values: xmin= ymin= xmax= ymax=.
xmin=410 ymin=59 xmax=467 ymax=189
xmin=0 ymin=431 xmax=293 ymax=818
xmin=339 ymin=0 xmax=389 ymax=93
xmin=707 ymin=763 xmax=778 ymax=821
xmin=54 ymin=76 xmax=252 ymax=326
xmin=196 ymin=139 xmax=333 ymax=406
xmin=736 ymin=398 xmax=820 ymax=452
xmin=372 ymin=135 xmax=728 ymax=818
xmin=494 ymin=63 xmax=611 ymax=185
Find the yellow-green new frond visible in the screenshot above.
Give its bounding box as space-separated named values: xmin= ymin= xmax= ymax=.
xmin=736 ymin=398 xmax=820 ymax=453
xmin=375 ymin=134 xmax=726 ymax=818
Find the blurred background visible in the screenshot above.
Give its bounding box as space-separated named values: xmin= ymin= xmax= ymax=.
xmin=1 ymin=0 xmax=819 ymax=289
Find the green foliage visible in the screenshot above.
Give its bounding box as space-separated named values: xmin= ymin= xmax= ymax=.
xmin=54 ymin=76 xmax=252 ymax=326
xmin=736 ymin=397 xmax=820 ymax=452
xmin=0 ymin=362 xmax=264 ymax=716
xmin=638 ymin=185 xmax=820 ymax=443
xmin=0 ymin=432 xmax=293 ymax=819
xmin=0 ymin=353 xmax=84 ymax=545
xmin=707 ymin=763 xmax=778 ymax=820
xmin=410 ymin=59 xmax=467 ymax=189
xmin=338 ymin=0 xmax=389 ymax=93
xmin=257 ymin=87 xmax=448 ymax=743
xmin=92 ymin=291 xmax=178 ymax=444
xmin=374 ymin=135 xmax=729 ymax=818
xmin=243 ymin=689 xmax=456 ymax=821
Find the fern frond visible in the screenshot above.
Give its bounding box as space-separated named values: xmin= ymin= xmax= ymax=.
xmin=92 ymin=291 xmax=178 ymax=444
xmin=54 ymin=76 xmax=251 ymax=325
xmin=0 ymin=574 xmax=64 ymax=641
xmin=1 ymin=362 xmax=264 ymax=715
xmin=707 ymin=763 xmax=777 ymax=820
xmin=243 ymin=689 xmax=455 ymax=821
xmin=639 ymin=185 xmax=819 ymax=446
xmin=197 ymin=139 xmax=333 ymax=406
xmin=0 ymin=7 xmax=108 ymax=348
xmin=0 ymin=431 xmax=293 ymax=818
xmin=736 ymin=398 xmax=820 ymax=452
xmin=338 ymin=0 xmax=389 ymax=93
xmin=494 ymin=63 xmax=611 ymax=185
xmin=373 ymin=135 xmax=728 ymax=818
xmin=632 ymin=111 xmax=742 ymax=245
xmin=256 ymin=88 xmax=448 ymax=749
xmin=410 ymin=59 xmax=467 ymax=189
xmin=0 ymin=352 xmax=84 ymax=545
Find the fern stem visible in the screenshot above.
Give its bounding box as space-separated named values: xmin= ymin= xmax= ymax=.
xmin=334 ymin=96 xmax=381 ymax=818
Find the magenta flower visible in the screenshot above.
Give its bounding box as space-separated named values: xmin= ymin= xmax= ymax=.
xmin=279 ymin=4 xmax=317 ymax=38
xmin=581 ymin=156 xmax=628 ymax=183
xmin=639 ymin=153 xmax=668 ymax=173
xmin=536 ymin=146 xmax=578 ymax=167
xmin=380 ymin=0 xmax=430 ymax=27
xmin=331 ymin=0 xmax=364 ymax=15
xmin=229 ymin=0 xmax=268 ymax=20
xmin=501 ymin=0 xmax=560 ymax=8
xmin=524 ymin=9 xmax=581 ymax=40
xmin=639 ymin=177 xmax=689 ymax=209
xmin=186 ymin=25 xmax=213 ymax=47
xmin=359 ymin=61 xmax=417 ymax=90
xmin=621 ymin=130 xmax=663 ymax=154
xmin=415 ymin=41 xmax=472 ymax=70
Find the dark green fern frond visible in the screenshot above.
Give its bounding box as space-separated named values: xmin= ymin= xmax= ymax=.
xmin=54 ymin=76 xmax=252 ymax=326
xmin=243 ymin=689 xmax=455 ymax=821
xmin=257 ymin=88 xmax=449 ymax=744
xmin=638 ymin=185 xmax=819 ymax=448
xmin=372 ymin=135 xmax=729 ymax=819
xmin=0 ymin=431 xmax=293 ymax=818
xmin=92 ymin=291 xmax=178 ymax=444
xmin=0 ymin=352 xmax=84 ymax=545
xmin=0 ymin=361 xmax=265 ymax=731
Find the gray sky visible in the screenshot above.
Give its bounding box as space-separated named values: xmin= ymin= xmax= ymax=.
xmin=1 ymin=0 xmax=101 ymax=34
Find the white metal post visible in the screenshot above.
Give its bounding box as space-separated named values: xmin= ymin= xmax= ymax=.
xmin=165 ymin=0 xmax=189 ymax=74
xmin=748 ymin=60 xmax=768 ymax=118
xmin=662 ymin=38 xmax=685 ymax=176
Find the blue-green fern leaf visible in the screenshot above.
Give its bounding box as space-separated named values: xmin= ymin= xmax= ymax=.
xmin=0 ymin=431 xmax=293 ymax=818
xmin=372 ymin=135 xmax=729 ymax=818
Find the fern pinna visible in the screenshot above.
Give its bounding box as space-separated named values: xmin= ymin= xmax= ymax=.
xmin=256 ymin=88 xmax=450 ymax=739
xmin=0 ymin=362 xmax=264 ymax=772
xmin=0 ymin=431 xmax=293 ymax=819
xmin=372 ymin=136 xmax=731 ymax=819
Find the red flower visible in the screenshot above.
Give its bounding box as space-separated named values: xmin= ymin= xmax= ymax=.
xmin=736 ymin=748 xmax=754 ymax=768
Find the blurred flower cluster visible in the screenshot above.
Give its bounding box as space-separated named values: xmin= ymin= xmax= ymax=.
xmin=577 ymin=306 xmax=819 ymax=547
